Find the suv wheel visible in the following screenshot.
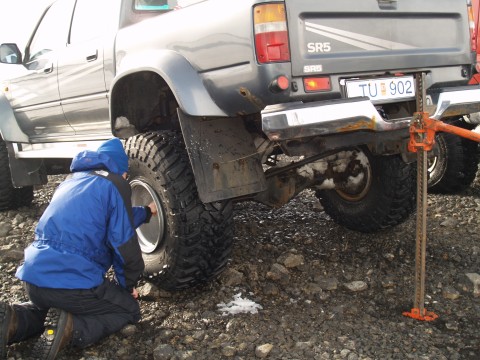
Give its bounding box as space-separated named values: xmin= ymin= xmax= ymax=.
xmin=125 ymin=131 xmax=234 ymax=290
xmin=316 ymin=148 xmax=415 ymax=233
xmin=428 ymin=131 xmax=479 ymax=193
xmin=0 ymin=139 xmax=33 ymax=210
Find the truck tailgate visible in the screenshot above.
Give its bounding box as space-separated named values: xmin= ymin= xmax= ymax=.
xmin=286 ymin=0 xmax=472 ymax=76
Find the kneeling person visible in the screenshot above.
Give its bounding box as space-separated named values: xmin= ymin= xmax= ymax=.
xmin=0 ymin=138 xmax=156 ymax=359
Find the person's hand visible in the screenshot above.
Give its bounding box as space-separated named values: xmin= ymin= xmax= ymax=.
xmin=131 ymin=288 xmax=139 ymax=299
xmin=148 ymin=201 xmax=157 ymax=215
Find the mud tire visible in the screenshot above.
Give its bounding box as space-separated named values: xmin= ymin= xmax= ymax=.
xmin=0 ymin=139 xmax=33 ymax=211
xmin=316 ymin=150 xmax=416 ymax=233
xmin=125 ymin=131 xmax=234 ymax=290
xmin=427 ymin=130 xmax=479 ymax=194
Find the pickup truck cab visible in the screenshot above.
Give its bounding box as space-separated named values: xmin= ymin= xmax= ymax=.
xmin=1 ymin=0 xmax=480 ymax=290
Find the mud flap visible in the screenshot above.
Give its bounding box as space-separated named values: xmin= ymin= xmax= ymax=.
xmin=6 ymin=142 xmax=47 ymax=187
xmin=178 ymin=110 xmax=266 ymax=203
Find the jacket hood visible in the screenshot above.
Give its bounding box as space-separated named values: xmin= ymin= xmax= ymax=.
xmin=70 ymin=150 xmax=123 ymax=175
xmin=97 ymin=138 xmax=129 ymax=174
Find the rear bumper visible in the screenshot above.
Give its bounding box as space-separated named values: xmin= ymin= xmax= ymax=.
xmin=261 ymin=86 xmax=480 ymax=141
xmin=428 ymin=85 xmax=480 ymax=120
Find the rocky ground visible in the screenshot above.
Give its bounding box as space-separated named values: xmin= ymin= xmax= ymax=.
xmin=1 ymin=169 xmax=479 ymax=360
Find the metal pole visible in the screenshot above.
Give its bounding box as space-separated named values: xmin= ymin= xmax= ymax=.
xmin=403 ymin=73 xmax=438 ymax=321
xmin=414 ymin=142 xmax=428 ymax=313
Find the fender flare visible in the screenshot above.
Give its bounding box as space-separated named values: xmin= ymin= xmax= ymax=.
xmin=111 ymin=49 xmax=227 ymax=118
xmin=0 ymin=93 xmax=29 ymax=143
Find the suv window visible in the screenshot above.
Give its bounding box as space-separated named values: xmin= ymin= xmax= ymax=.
xmin=134 ymin=0 xmax=177 ymax=11
xmin=134 ymin=0 xmax=203 ymax=11
xmin=27 ymin=0 xmax=76 ymax=62
xmin=70 ymin=0 xmax=116 ymax=44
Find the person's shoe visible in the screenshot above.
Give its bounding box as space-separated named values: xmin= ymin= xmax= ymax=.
xmin=31 ymin=308 xmax=73 ymax=360
xmin=0 ymin=301 xmax=18 ymax=359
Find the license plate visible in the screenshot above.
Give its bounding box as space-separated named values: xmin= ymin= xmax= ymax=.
xmin=346 ymin=76 xmax=416 ymax=103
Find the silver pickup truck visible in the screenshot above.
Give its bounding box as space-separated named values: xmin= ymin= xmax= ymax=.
xmin=1 ymin=0 xmax=480 ymax=290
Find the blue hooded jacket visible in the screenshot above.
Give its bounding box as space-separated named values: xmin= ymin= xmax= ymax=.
xmin=16 ymin=146 xmax=147 ymax=291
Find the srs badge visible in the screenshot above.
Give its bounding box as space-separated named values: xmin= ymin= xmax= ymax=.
xmin=304 ymin=65 xmax=323 ymax=73
xmin=307 ymin=42 xmax=332 ymax=53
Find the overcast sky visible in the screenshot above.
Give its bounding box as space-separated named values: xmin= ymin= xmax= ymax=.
xmin=0 ymin=0 xmax=51 ymax=79
xmin=0 ymin=0 xmax=51 ymax=48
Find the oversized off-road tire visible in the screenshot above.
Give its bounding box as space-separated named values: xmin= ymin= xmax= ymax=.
xmin=125 ymin=131 xmax=234 ymax=290
xmin=315 ymin=149 xmax=416 ymax=233
xmin=427 ymin=130 xmax=479 ymax=194
xmin=0 ymin=139 xmax=33 ymax=211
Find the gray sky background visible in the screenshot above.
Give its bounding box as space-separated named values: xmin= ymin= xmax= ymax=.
xmin=0 ymin=0 xmax=51 ymax=48
xmin=0 ymin=0 xmax=51 ymax=79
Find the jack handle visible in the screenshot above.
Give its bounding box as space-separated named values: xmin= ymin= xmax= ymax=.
xmin=409 ymin=112 xmax=480 ymax=152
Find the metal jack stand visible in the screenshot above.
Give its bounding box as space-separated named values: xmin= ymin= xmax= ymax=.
xmin=403 ymin=81 xmax=480 ymax=321
xmin=402 ymin=111 xmax=438 ymax=321
xmin=402 ymin=72 xmax=438 ymax=321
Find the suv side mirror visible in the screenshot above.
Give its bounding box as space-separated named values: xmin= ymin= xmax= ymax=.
xmin=0 ymin=44 xmax=22 ymax=64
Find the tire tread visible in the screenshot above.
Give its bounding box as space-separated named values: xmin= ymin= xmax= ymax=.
xmin=126 ymin=131 xmax=234 ymax=290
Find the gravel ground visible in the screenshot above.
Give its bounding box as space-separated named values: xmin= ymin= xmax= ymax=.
xmin=1 ymin=169 xmax=479 ymax=360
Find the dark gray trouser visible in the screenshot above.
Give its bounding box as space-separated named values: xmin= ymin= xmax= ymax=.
xmin=11 ymin=279 xmax=141 ymax=348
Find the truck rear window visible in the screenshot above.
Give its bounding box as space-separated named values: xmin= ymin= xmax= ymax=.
xmin=134 ymin=0 xmax=177 ymax=11
xmin=134 ymin=0 xmax=203 ymax=11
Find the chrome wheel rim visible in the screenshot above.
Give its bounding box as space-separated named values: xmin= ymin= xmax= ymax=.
xmin=130 ymin=179 xmax=165 ymax=254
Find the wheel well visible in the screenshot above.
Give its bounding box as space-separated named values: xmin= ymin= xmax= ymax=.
xmin=111 ymin=71 xmax=180 ymax=138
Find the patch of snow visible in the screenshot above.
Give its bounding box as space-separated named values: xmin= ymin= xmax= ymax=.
xmin=316 ymin=178 xmax=335 ymax=190
xmin=217 ymin=293 xmax=263 ymax=316
xmin=347 ymin=173 xmax=364 ymax=187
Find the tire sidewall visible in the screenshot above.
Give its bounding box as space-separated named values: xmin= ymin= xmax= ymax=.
xmin=317 ymin=149 xmax=415 ymax=232
xmin=0 ymin=140 xmax=15 ymax=210
xmin=427 ymin=133 xmax=453 ymax=189
xmin=428 ymin=131 xmax=479 ymax=193
xmin=127 ymin=169 xmax=172 ymax=274
xmin=125 ymin=131 xmax=234 ymax=290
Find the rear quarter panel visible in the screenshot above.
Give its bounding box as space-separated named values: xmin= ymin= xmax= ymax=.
xmin=115 ymin=0 xmax=293 ymax=116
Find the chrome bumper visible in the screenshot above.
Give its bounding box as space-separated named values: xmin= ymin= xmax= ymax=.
xmin=428 ymin=85 xmax=480 ymax=120
xmin=261 ymin=86 xmax=480 ymax=141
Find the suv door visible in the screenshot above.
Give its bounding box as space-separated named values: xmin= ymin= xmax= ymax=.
xmin=7 ymin=0 xmax=76 ymax=141
xmin=58 ymin=0 xmax=119 ymax=137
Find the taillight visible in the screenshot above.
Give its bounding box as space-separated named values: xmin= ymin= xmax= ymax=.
xmin=467 ymin=0 xmax=477 ymax=52
xmin=269 ymin=75 xmax=290 ymax=92
xmin=304 ymin=77 xmax=331 ymax=92
xmin=253 ymin=3 xmax=290 ymax=64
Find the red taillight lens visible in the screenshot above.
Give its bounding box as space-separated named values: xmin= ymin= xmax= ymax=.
xmin=304 ymin=77 xmax=331 ymax=92
xmin=467 ymin=0 xmax=477 ymax=52
xmin=254 ymin=4 xmax=290 ymax=64
xmin=269 ymin=75 xmax=290 ymax=92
